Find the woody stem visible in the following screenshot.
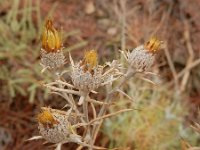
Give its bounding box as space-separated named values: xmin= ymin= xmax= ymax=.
xmin=82 ymin=93 xmax=93 ymax=150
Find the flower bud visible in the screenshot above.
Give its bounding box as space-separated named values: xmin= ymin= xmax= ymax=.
xmin=145 ymin=37 xmax=161 ymax=54
xmin=83 ymin=50 xmax=98 ymax=69
xmin=37 ymin=109 xmax=59 ymax=127
xmin=40 ymin=19 xmax=65 ymax=69
xmin=42 ymin=19 xmax=62 ymax=52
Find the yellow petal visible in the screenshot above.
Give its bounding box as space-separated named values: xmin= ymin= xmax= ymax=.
xmin=145 ymin=37 xmax=161 ymax=53
xmin=41 ymin=19 xmax=62 ymax=52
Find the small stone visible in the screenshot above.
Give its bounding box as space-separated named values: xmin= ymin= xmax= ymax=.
xmin=107 ymin=27 xmax=117 ymax=36
xmin=0 ymin=127 xmax=13 ymax=150
xmin=97 ymin=18 xmax=110 ymax=30
xmin=85 ymin=1 xmax=95 ymax=15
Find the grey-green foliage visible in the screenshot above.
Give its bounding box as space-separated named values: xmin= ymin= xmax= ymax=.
xmin=0 ymin=0 xmax=89 ymax=103
xmin=0 ymin=0 xmax=48 ymax=103
xmin=102 ymin=80 xmax=200 ymax=150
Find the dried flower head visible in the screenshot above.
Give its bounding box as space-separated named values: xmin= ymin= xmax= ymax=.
xmin=40 ymin=19 xmax=65 ymax=69
xmin=37 ymin=107 xmax=79 ymax=143
xmin=127 ymin=37 xmax=161 ymax=71
xmin=71 ymin=50 xmax=104 ymax=92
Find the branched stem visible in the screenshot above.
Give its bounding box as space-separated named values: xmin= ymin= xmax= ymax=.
xmin=91 ymin=67 xmax=136 ymax=145
xmin=53 ymin=72 xmax=84 ymax=122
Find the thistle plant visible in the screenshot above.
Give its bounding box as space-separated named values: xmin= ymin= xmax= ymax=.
xmin=30 ymin=19 xmax=162 ymax=150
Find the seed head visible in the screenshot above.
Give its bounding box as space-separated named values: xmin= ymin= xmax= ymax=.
xmin=42 ymin=19 xmax=62 ymax=52
xmin=145 ymin=37 xmax=161 ymax=53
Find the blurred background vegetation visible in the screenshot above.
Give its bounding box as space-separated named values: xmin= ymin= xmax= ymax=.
xmin=0 ymin=0 xmax=200 ymax=149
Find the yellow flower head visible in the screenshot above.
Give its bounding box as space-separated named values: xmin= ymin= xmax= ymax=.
xmin=82 ymin=50 xmax=98 ymax=71
xmin=145 ymin=37 xmax=161 ymax=53
xmin=37 ymin=108 xmax=59 ymax=127
xmin=42 ymin=19 xmax=62 ymax=52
